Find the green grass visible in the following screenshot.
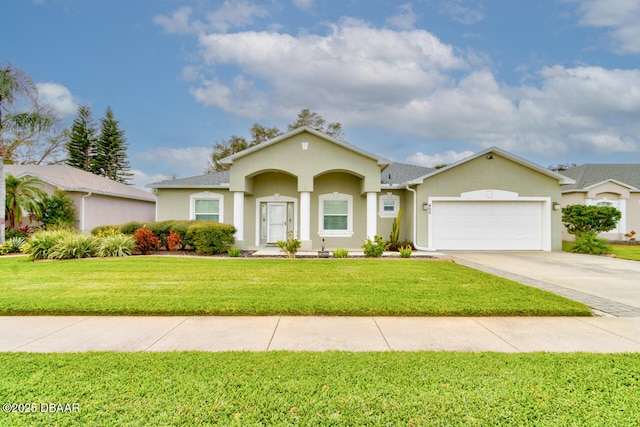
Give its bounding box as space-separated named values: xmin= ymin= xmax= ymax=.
xmin=0 ymin=257 xmax=590 ymax=316
xmin=563 ymin=241 xmax=640 ymax=261
xmin=0 ymin=352 xmax=638 ymax=426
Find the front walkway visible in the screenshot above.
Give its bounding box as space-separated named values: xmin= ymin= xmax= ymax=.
xmin=2 ymin=316 xmax=639 ymax=353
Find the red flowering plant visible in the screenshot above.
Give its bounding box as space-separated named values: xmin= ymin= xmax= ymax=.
xmin=167 ymin=230 xmax=181 ymax=251
xmin=133 ymin=226 xmax=159 ymax=255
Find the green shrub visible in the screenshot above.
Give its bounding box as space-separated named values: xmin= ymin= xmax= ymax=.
xmin=0 ymin=237 xmax=27 ymax=255
xmin=119 ymin=221 xmax=144 ymax=235
xmin=571 ymin=232 xmax=611 ymax=255
xmin=185 ymin=222 xmax=236 ymax=255
xmin=227 ymin=248 xmax=242 ymax=257
xmin=332 ymin=248 xmax=349 ymax=258
xmin=562 ymin=205 xmax=622 ymax=237
xmin=48 ymin=233 xmax=97 ymax=259
xmin=22 ymin=230 xmax=69 ymax=260
xmin=362 ymin=235 xmax=389 ymax=258
xmin=97 ymin=233 xmax=136 ymax=257
xmin=6 ymin=229 xmax=30 ymax=240
xmin=277 ymin=233 xmax=302 ymax=258
xmin=38 ymin=190 xmax=77 ymax=230
xmin=91 ymin=225 xmax=120 ymax=236
xmin=399 ymin=245 xmax=413 ymax=258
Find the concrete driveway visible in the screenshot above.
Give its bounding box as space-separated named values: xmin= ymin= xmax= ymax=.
xmin=444 ymin=251 xmax=640 ymax=317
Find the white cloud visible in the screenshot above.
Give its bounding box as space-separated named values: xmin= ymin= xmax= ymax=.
xmin=162 ymin=14 xmax=640 ymax=160
xmin=438 ymin=0 xmax=485 ymax=25
xmin=36 ymin=82 xmax=78 ymax=118
xmin=129 ymin=170 xmax=170 ymax=192
xmin=154 ymin=1 xmax=269 ymax=34
xmin=407 ymin=150 xmax=474 ymax=167
xmin=292 ymin=0 xmax=314 ymax=11
xmin=572 ymin=0 xmax=640 ymax=53
xmin=386 ymin=3 xmax=419 ymax=30
xmin=137 ymin=146 xmax=212 ymax=176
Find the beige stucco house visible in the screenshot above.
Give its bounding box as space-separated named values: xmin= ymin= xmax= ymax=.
xmin=148 ymin=127 xmax=573 ymax=251
xmin=560 ymin=165 xmax=640 ymax=241
xmin=5 ymin=164 xmax=156 ymax=233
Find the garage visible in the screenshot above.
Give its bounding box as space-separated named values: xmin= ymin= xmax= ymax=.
xmin=429 ymin=191 xmax=551 ymax=250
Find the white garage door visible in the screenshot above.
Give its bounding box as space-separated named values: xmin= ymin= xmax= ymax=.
xmin=431 ymin=200 xmax=545 ymax=250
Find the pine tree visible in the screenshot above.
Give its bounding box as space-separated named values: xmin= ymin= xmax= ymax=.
xmin=66 ymin=105 xmax=96 ymax=171
xmin=92 ymin=106 xmax=132 ymax=184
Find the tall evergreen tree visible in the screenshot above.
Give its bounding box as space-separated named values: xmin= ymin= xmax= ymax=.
xmin=92 ymin=106 xmax=132 ymax=184
xmin=66 ymin=105 xmax=96 ymax=171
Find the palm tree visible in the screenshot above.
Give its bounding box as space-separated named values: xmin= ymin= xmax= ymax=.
xmin=4 ymin=174 xmax=46 ymax=231
xmin=1 ymin=63 xmax=53 ymax=242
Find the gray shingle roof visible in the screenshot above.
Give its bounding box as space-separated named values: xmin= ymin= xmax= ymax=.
xmin=560 ymin=164 xmax=640 ymax=191
xmin=147 ymin=170 xmax=230 ymax=188
xmin=5 ymin=164 xmax=155 ymax=202
xmin=382 ymin=162 xmax=433 ymax=185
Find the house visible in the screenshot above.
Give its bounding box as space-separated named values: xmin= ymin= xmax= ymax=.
xmin=5 ymin=164 xmax=156 ymax=233
xmin=148 ymin=127 xmax=573 ymax=251
xmin=560 ymin=164 xmax=640 ymax=241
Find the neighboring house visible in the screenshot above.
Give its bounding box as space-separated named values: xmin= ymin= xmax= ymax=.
xmin=148 ymin=127 xmax=573 ymax=251
xmin=5 ymin=164 xmax=156 ymax=233
xmin=561 ymin=164 xmax=640 ymax=241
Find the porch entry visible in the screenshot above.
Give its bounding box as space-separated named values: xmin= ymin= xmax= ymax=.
xmin=261 ymin=202 xmax=294 ymax=245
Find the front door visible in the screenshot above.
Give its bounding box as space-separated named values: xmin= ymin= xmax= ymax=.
xmin=267 ymin=203 xmax=287 ymax=243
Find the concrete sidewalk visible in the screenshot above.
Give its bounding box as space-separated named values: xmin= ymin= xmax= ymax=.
xmin=2 ymin=316 xmax=640 ymax=353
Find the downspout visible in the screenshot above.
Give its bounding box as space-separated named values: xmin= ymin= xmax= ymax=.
xmin=405 ymin=185 xmax=433 ymax=252
xmin=81 ymin=192 xmax=92 ymax=233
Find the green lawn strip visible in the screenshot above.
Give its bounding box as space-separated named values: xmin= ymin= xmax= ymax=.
xmin=563 ymin=241 xmax=640 ymax=261
xmin=0 ymin=257 xmax=589 ymax=316
xmin=0 ymin=352 xmax=638 ymax=426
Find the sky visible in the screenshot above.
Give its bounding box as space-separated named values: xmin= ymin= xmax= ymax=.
xmin=3 ymin=0 xmax=640 ymax=189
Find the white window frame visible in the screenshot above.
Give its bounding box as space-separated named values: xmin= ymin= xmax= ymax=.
xmin=379 ymin=193 xmax=400 ymax=218
xmin=318 ymin=193 xmax=353 ymax=237
xmin=190 ymin=191 xmax=224 ymax=222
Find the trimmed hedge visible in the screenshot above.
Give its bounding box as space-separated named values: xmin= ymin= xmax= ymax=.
xmin=93 ymin=220 xmax=236 ymax=255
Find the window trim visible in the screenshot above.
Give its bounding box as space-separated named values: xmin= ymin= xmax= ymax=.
xmin=379 ymin=193 xmax=400 ymax=218
xmin=318 ymin=193 xmax=353 ymax=237
xmin=190 ymin=191 xmax=224 ymax=222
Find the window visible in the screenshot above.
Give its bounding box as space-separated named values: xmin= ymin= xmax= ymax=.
xmin=319 ymin=193 xmax=353 ymax=237
xmin=195 ymin=199 xmax=219 ymax=221
xmin=379 ymin=193 xmax=400 ymax=218
xmin=190 ymin=192 xmax=224 ymax=222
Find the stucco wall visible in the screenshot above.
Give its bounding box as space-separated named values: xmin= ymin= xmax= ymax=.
xmin=414 ymin=153 xmax=564 ymax=251
xmin=154 ymin=188 xmax=233 ymax=224
xmin=82 ymin=194 xmax=155 ymax=232
xmin=229 ymin=131 xmax=382 ymax=194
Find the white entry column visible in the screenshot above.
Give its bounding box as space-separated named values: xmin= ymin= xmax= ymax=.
xmin=366 ymin=192 xmax=377 ymax=240
xmin=300 ymin=191 xmax=311 ymax=249
xmin=233 ymin=192 xmax=244 ymax=243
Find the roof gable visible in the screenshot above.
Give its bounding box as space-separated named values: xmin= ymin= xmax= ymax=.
xmin=408 ymin=147 xmax=575 ymax=185
xmin=219 ymin=126 xmax=390 ymax=167
xmin=4 ymin=164 xmax=155 ymax=202
xmin=560 ymin=164 xmax=640 ymax=191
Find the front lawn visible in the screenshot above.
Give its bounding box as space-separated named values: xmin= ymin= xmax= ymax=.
xmin=1 ymin=352 xmax=638 ymax=426
xmin=0 ymin=257 xmax=590 ymax=316
xmin=563 ymin=241 xmax=640 ymax=261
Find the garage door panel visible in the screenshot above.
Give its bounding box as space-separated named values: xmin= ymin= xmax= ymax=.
xmin=431 ymin=201 xmax=543 ymax=250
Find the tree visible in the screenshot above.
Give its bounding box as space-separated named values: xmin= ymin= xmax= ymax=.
xmin=287 ymin=108 xmax=343 ymax=139
xmin=66 ymin=105 xmax=97 ymax=171
xmin=549 ymin=163 xmax=577 ymax=172
xmin=562 ymin=204 xmax=622 ymax=237
xmin=207 ymin=109 xmax=340 ymax=172
xmin=92 ymin=106 xmax=132 ymax=183
xmin=4 ymin=174 xmax=46 ymax=231
xmin=1 ymin=64 xmax=54 ymax=243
